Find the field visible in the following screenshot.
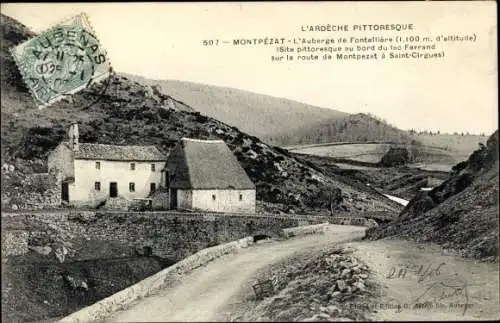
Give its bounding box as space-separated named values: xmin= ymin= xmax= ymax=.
xmin=288 ymin=134 xmax=489 ymax=171
xmin=413 ymin=133 xmax=489 ymax=153
xmin=289 ymin=143 xmax=390 ymax=163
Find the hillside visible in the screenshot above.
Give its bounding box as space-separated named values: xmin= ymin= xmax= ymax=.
xmin=124 ymin=75 xmax=413 ymax=146
xmin=274 ymin=112 xmax=415 ymax=146
xmin=366 ymin=130 xmax=499 ymax=260
xmin=0 ymin=13 xmax=398 ymax=215
xmin=123 ymin=74 xmax=347 ymax=145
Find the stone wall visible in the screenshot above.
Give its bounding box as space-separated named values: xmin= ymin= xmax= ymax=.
xmin=330 ymin=216 xmax=379 ymax=228
xmin=2 ymin=172 xmax=61 ymax=211
xmin=1 ymin=211 xmax=379 ymax=262
xmin=2 ymin=211 xmax=308 ymax=262
xmin=57 ymin=236 xmax=255 ymax=323
xmin=58 ymin=220 xmax=335 ymax=323
xmin=1 ymin=230 xmax=29 ymax=256
xmin=72 ymin=212 xmax=301 ymax=261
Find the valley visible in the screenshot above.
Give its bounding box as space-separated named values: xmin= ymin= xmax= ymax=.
xmin=1 ymin=9 xmax=498 ymax=323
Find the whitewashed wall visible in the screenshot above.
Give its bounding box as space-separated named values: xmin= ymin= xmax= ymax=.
xmin=188 ymin=189 xmax=256 ymax=213
xmin=69 ymin=159 xmax=165 ymax=203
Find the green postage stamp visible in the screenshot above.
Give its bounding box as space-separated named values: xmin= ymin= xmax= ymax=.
xmin=10 ymin=13 xmax=111 ymax=108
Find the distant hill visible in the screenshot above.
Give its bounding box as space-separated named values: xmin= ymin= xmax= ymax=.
xmin=272 ymin=112 xmax=414 ymax=145
xmin=122 ymin=74 xmax=350 ymax=145
xmin=124 ymin=75 xmax=412 ymax=146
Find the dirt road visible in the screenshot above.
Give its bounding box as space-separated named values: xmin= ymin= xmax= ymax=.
xmin=106 ymin=225 xmax=367 ymax=322
xmin=347 ymin=239 xmax=499 ymax=321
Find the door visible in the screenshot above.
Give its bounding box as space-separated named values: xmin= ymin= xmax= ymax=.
xmin=109 ymin=182 xmax=118 ymax=198
xmin=150 ymin=183 xmax=156 ymax=194
xmin=61 ymin=183 xmax=69 ymax=202
xmin=170 ymin=188 xmax=177 ymax=209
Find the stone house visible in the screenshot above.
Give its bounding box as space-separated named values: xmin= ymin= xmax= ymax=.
xmin=48 ymin=124 xmax=166 ymax=207
xmin=165 ymin=138 xmax=256 ymax=213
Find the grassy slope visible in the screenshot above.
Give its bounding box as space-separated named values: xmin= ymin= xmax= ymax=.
xmin=272 ymin=113 xmax=416 ymax=146
xmin=366 ymin=131 xmax=499 ymax=260
xmin=123 ymin=74 xmax=348 ymax=145
xmin=124 ymin=74 xmax=414 ymax=146
xmin=290 ymin=133 xmax=490 ymax=172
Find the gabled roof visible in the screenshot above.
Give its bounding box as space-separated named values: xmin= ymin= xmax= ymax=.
xmin=61 ymin=142 xmax=166 ymax=162
xmin=167 ymin=138 xmax=255 ymax=189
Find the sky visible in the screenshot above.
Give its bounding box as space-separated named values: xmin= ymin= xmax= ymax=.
xmin=1 ymin=1 xmax=498 ymax=135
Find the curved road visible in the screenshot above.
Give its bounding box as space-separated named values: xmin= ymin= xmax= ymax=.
xmin=106 ymin=225 xmax=366 ymax=322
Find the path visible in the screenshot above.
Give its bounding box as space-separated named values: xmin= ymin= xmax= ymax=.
xmin=347 ymin=239 xmax=499 ymax=321
xmin=106 ymin=225 xmax=367 ymax=322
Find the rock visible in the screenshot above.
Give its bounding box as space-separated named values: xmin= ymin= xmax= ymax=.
xmin=326 ymin=305 xmax=341 ymax=316
xmin=11 ymin=204 xmax=18 ymax=210
xmin=355 ymin=281 xmax=365 ymax=291
xmin=80 ymin=281 xmax=88 ymax=290
xmin=341 ymin=268 xmax=351 ymax=278
xmin=317 ymin=313 xmax=331 ymax=320
xmin=329 ymin=254 xmax=340 ymax=262
xmin=304 ymin=313 xmax=331 ymax=322
xmin=54 ymin=246 xmax=68 ymax=263
xmin=331 ymin=291 xmax=341 ymax=297
xmin=336 ymin=279 xmax=347 ymax=291
xmin=65 ymin=275 xmax=78 ymax=289
xmin=352 ymin=266 xmax=361 ymax=274
xmin=29 ymin=246 xmax=52 ymax=256
xmin=359 ymin=273 xmax=368 ymax=279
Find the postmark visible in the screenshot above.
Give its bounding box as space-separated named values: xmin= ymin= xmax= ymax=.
xmin=10 ymin=13 xmax=111 ymax=108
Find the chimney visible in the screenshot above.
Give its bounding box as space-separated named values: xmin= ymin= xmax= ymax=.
xmin=68 ymin=123 xmax=79 ymax=151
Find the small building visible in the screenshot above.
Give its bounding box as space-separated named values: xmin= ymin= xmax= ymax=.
xmin=48 ymin=124 xmax=166 ymax=207
xmin=165 ymin=138 xmax=256 ymax=213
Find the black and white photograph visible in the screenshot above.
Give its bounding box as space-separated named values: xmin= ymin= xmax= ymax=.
xmin=1 ymin=1 xmax=498 ymax=322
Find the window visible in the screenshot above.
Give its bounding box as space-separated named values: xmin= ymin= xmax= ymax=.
xmin=129 ymin=182 xmax=135 ymax=192
xmin=151 ymin=164 xmax=156 ymax=172
xmin=95 ymin=182 xmax=101 ymax=191
xmin=95 ymin=162 xmax=100 ymax=170
xmin=212 ymin=194 xmax=216 ymax=201
xmin=239 ymin=194 xmax=243 ymax=201
xmin=130 ymin=163 xmax=135 ymax=170
xmin=150 ymin=183 xmax=156 ymax=193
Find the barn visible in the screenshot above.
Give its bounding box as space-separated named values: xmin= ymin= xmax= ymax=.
xmin=165 ymin=138 xmax=256 ymax=213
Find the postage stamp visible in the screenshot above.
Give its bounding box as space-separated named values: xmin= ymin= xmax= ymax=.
xmin=9 ymin=13 xmax=111 ymax=108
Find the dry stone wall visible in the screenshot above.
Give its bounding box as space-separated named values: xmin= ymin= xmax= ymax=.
xmin=2 ymin=172 xmax=61 ymax=211
xmin=2 ymin=211 xmax=303 ymax=262
xmin=1 ymin=230 xmax=29 ymax=256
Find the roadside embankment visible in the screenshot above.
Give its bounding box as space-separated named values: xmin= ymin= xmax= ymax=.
xmin=227 ymin=245 xmax=377 ymax=322
xmin=58 ymin=223 xmax=333 ymax=323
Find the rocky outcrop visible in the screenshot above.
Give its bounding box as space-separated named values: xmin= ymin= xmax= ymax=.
xmin=367 ymin=130 xmax=499 ymax=260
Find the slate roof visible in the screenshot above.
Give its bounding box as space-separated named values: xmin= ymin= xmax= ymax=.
xmin=167 ymin=138 xmax=255 ymax=190
xmin=62 ymin=142 xmax=166 ymax=161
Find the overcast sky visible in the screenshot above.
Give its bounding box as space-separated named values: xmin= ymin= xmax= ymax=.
xmin=2 ymin=2 xmax=497 ymax=134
